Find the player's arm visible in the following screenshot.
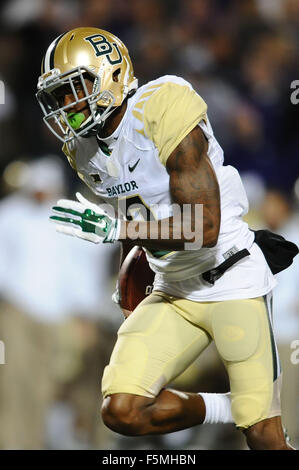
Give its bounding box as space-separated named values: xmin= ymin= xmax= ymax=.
xmin=167 ymin=125 xmax=220 ymax=247
xmin=119 ymin=126 xmax=220 ymax=249
xmin=50 ymin=83 xmax=220 ymax=249
xmin=51 ymin=127 xmax=220 ymax=249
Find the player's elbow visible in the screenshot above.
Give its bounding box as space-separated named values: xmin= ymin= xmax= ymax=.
xmin=203 ymin=206 xmax=221 ymax=247
xmin=204 ymin=231 xmax=219 ymax=247
xmin=203 ymin=222 xmax=220 ymax=247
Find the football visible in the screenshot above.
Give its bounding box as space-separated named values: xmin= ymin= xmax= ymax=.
xmin=118 ymin=246 xmax=155 ymax=317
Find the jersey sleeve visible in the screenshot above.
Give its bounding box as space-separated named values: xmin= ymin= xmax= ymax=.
xmin=142 ymin=81 xmax=207 ymax=166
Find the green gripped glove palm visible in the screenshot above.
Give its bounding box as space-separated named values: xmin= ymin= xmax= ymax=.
xmin=50 ymin=192 xmax=120 ymax=244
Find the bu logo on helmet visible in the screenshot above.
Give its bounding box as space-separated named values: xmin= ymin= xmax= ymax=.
xmin=84 ymin=34 xmax=123 ymax=65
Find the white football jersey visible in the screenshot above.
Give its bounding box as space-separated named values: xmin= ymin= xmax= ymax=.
xmin=63 ymin=75 xmax=276 ymax=300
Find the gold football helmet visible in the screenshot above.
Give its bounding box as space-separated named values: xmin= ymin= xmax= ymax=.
xmin=36 ymin=27 xmax=138 ymax=142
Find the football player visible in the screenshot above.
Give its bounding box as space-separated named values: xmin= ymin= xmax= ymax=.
xmin=37 ymin=27 xmax=293 ymax=449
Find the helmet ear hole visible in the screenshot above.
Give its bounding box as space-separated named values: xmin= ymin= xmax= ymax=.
xmin=112 ymin=68 xmax=121 ymax=83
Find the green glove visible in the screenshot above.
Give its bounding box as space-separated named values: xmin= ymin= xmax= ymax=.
xmin=50 ymin=192 xmax=120 ymax=244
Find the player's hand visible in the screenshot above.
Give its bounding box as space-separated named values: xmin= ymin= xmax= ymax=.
xmin=50 ymin=192 xmax=120 ymax=243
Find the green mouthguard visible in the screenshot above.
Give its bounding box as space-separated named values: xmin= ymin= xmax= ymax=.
xmin=67 ymin=112 xmax=86 ymax=130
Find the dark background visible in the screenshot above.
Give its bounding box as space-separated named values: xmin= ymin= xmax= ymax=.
xmin=0 ymin=0 xmax=298 ymax=197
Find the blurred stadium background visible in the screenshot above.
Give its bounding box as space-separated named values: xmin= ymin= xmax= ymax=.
xmin=0 ymin=0 xmax=298 ymax=450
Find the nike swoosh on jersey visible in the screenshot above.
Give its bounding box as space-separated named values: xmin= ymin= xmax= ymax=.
xmin=128 ymin=159 xmax=140 ymax=172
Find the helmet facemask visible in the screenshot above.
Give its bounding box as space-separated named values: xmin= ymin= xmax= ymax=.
xmin=36 ymin=65 xmax=116 ymax=143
